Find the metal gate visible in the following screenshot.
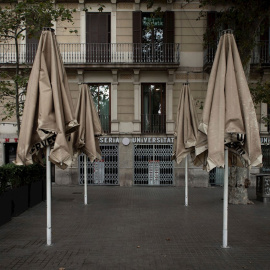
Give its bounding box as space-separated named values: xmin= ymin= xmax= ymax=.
xmin=134 ymin=144 xmax=174 ymax=185
xmin=209 ymin=167 xmax=230 ymax=186
xmin=261 ymin=145 xmax=270 ymax=173
xmin=78 ymin=144 xmax=118 ymax=185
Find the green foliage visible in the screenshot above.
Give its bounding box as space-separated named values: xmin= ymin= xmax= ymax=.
xmin=250 ymin=81 xmax=270 ymax=105
xmin=0 ymin=163 xmax=46 ymax=194
xmin=250 ymin=81 xmax=270 ymax=125
xmin=193 ymin=0 xmax=270 ymax=69
xmin=0 ymin=71 xmax=28 ymax=121
xmin=0 ymin=0 xmax=76 ymax=41
xmin=0 ymin=0 xmax=76 ymax=135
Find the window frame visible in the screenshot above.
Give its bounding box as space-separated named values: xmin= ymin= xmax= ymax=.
xmin=89 ymin=83 xmax=111 ymax=134
xmin=141 ymin=83 xmax=166 ymax=134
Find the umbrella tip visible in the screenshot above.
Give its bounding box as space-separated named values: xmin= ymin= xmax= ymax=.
xmin=221 ymin=29 xmax=233 ymax=35
xmin=43 ymin=27 xmax=55 ymax=32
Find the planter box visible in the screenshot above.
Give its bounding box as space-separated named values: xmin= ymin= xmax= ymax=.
xmin=12 ymin=185 xmax=29 ymax=217
xmin=256 ymin=174 xmax=270 ymax=202
xmin=28 ymin=180 xmax=43 ymax=207
xmin=0 ymin=190 xmax=12 ymax=226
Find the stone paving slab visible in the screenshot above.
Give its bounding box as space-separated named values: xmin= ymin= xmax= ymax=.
xmin=0 ymin=185 xmax=270 ymax=270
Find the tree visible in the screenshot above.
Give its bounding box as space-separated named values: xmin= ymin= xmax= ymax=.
xmin=192 ymin=0 xmax=270 ymax=204
xmin=198 ymin=0 xmax=270 ymax=76
xmin=0 ymin=0 xmax=76 ymax=135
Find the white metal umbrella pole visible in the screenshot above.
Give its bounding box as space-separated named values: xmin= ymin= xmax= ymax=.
xmin=185 ymin=156 xmax=188 ymax=206
xmin=84 ymin=154 xmax=88 ymax=205
xmin=46 ymin=145 xmax=52 ymax=246
xmin=222 ymin=147 xmax=229 ymax=248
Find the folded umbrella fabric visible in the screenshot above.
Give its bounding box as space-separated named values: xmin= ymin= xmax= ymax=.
xmin=194 ymin=33 xmax=262 ymax=171
xmin=15 ymin=30 xmax=79 ymax=169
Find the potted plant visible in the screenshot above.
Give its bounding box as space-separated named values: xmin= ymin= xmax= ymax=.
xmin=0 ymin=167 xmax=12 ymax=226
xmin=27 ymin=163 xmax=46 ymax=207
xmin=5 ymin=164 xmax=29 ymax=217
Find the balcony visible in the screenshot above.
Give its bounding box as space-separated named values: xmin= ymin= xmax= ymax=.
xmin=203 ymin=40 xmax=270 ymax=72
xmin=99 ymin=114 xmax=110 ymax=134
xmin=0 ymin=43 xmax=180 ymax=68
xmin=141 ymin=114 xmax=166 ymax=134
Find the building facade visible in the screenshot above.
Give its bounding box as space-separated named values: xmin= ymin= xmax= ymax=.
xmin=0 ymin=0 xmax=269 ymax=187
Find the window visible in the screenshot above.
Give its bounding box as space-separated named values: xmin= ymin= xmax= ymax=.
xmin=89 ymin=84 xmax=110 ymax=133
xmin=133 ymin=11 xmax=174 ymax=63
xmin=4 ymin=143 xmax=17 ymax=164
xmin=26 ymin=30 xmax=40 ymax=63
xmin=86 ymin=13 xmax=111 ymax=63
xmin=141 ymin=83 xmax=166 ymax=134
xmin=260 ymin=18 xmax=270 ymax=64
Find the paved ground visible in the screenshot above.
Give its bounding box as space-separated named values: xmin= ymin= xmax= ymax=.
xmin=0 ymin=185 xmax=270 ymax=270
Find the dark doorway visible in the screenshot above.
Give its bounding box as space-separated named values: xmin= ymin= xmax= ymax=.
xmin=86 ymin=12 xmax=111 ymax=63
xmin=4 ymin=143 xmax=17 ymax=164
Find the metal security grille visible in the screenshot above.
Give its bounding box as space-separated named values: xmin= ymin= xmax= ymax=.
xmin=261 ymin=145 xmax=270 ymax=173
xmin=134 ymin=144 xmax=173 ymax=185
xmin=209 ymin=167 xmax=230 ymax=186
xmin=78 ymin=144 xmax=118 ymax=185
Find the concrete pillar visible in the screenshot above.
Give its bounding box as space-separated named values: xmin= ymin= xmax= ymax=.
xmin=133 ymin=69 xmax=141 ymax=133
xmin=166 ymin=69 xmax=175 ymax=134
xmin=79 ymin=0 xmax=86 ymax=44
xmin=77 ymin=69 xmax=84 ymax=83
xmin=135 ymin=0 xmax=140 ymax=11
xmin=260 ymin=103 xmax=268 ymax=134
xmin=111 ymin=69 xmax=119 ymax=133
xmin=111 ymin=0 xmax=116 ymax=43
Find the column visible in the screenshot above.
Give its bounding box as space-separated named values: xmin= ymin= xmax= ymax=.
xmin=111 ymin=69 xmax=119 ymax=133
xmin=79 ymin=0 xmax=86 ymax=44
xmin=135 ymin=0 xmax=140 ymax=11
xmin=77 ymin=69 xmax=84 ymax=83
xmin=133 ymin=69 xmax=141 ymax=133
xmin=261 ymin=103 xmax=268 ymax=134
xmin=166 ymin=69 xmax=175 ymax=134
xmin=111 ymin=0 xmax=117 ymax=43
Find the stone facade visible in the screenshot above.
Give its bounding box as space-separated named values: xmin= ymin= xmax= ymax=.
xmin=0 ymin=0 xmax=267 ymax=187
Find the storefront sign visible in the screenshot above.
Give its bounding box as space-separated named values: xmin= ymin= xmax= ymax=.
xmin=99 ymin=137 xmax=120 ymax=143
xmin=99 ymin=137 xmax=174 ymax=144
xmin=132 ymin=137 xmax=174 ymax=144
xmin=261 ymin=137 xmax=270 ymax=145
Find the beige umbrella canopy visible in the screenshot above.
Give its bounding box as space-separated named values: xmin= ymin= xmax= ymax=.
xmin=72 ymin=83 xmax=103 ymax=161
xmin=15 ymin=28 xmax=79 ymax=246
xmin=173 ymin=83 xmax=199 ymax=164
xmin=71 ymin=83 xmax=103 ymax=205
xmin=173 ymin=82 xmax=199 ymax=206
xmin=193 ymin=30 xmax=262 ymax=248
xmin=194 ymin=32 xmax=262 ymax=172
xmin=15 ymin=29 xmax=79 ymax=169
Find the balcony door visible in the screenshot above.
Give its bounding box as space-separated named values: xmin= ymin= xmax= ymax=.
xmin=142 ymin=84 xmax=166 ymax=134
xmin=26 ymin=31 xmax=40 ymax=63
xmin=86 ymin=12 xmax=111 ymax=63
xmin=260 ymin=18 xmax=270 ymax=64
xmin=133 ymin=11 xmax=174 ymax=63
xmin=89 ymin=84 xmax=110 ymax=133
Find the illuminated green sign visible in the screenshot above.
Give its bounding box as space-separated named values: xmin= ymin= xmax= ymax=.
xmin=143 ymin=17 xmax=163 ymax=27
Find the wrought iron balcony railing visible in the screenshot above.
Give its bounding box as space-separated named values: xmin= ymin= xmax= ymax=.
xmin=99 ymin=114 xmax=110 ymax=134
xmin=141 ymin=114 xmax=166 ymax=134
xmin=250 ymin=40 xmax=270 ymax=65
xmin=0 ymin=43 xmax=180 ymax=65
xmin=203 ymin=40 xmax=270 ymax=67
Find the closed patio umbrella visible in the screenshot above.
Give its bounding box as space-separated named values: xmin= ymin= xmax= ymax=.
xmin=194 ymin=30 xmax=262 ymax=248
xmin=15 ymin=28 xmax=79 ymax=246
xmin=72 ymin=83 xmax=103 ymax=205
xmin=173 ymin=83 xmax=198 ymax=206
